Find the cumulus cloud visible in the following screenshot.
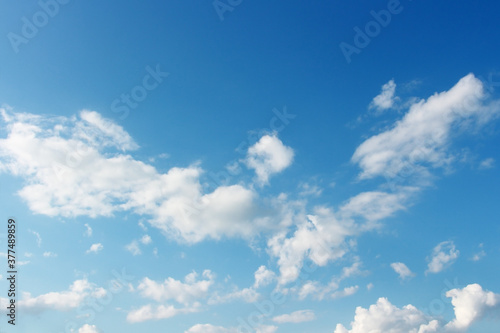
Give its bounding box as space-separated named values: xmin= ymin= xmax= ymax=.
xmin=273 ymin=309 xmax=316 ymax=323
xmin=19 ymin=279 xmax=106 ymax=312
xmin=353 ymin=74 xmax=500 ymax=180
xmin=136 ymin=270 xmax=214 ymax=305
xmin=78 ymin=324 xmax=99 ymax=333
xmin=445 ymin=284 xmax=500 ymax=331
xmin=334 ymin=297 xmax=440 ymax=333
xmin=127 ymin=303 xmax=200 ymax=323
xmin=390 ymin=262 xmax=415 ymax=280
xmin=268 ymin=207 xmax=356 ymax=285
xmin=245 ymin=134 xmax=294 ymax=185
xmin=426 ymin=241 xmax=459 ymax=274
xmin=369 ymin=79 xmax=398 ymax=112
xmin=253 ymin=266 xmax=276 ymax=289
xmin=0 ymin=108 xmax=280 ymax=243
xmin=86 ymin=243 xmax=103 ymax=254
xmin=185 ymin=324 xmax=277 ymax=333
xmin=335 ymin=283 xmax=500 ymax=333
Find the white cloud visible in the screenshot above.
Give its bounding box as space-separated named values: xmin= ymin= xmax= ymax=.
xmin=479 ymin=157 xmax=495 ymax=169
xmin=86 ymin=243 xmax=103 ymax=254
xmin=245 ymin=134 xmax=294 ymax=185
xmin=125 ymin=240 xmax=141 ymax=256
xmin=140 ymin=234 xmax=152 ymax=245
xmin=208 ymin=287 xmax=259 ymax=304
xmin=445 ymin=283 xmax=500 ymax=331
xmin=426 ymin=241 xmax=459 ymax=274
xmin=331 ymin=286 xmax=359 ymax=299
xmin=185 ymin=324 xmax=237 ymax=333
xmin=136 ymin=270 xmax=214 ymax=305
xmin=369 ymin=79 xmax=397 ymax=112
xmin=273 ymin=309 xmax=316 ymax=323
xmin=253 ymin=266 xmax=276 ymax=289
xmin=334 ymin=297 xmax=439 ymax=333
xmin=84 ymin=223 xmax=92 ymax=237
xmin=78 ymin=324 xmax=99 ymax=333
xmin=390 ymin=262 xmax=415 ymax=280
xmin=298 ymin=182 xmax=323 ymax=197
xmin=0 ymin=109 xmax=280 ymax=243
xmin=20 ymin=279 xmax=106 ymax=312
xmin=297 ymin=260 xmax=363 ymax=300
xmin=76 ymin=110 xmax=138 ymax=151
xmin=268 ymin=207 xmax=356 ymax=285
xmin=127 ymin=303 xmax=200 ymax=323
xmin=184 ymin=324 xmax=276 ymax=333
xmin=28 ymin=229 xmax=42 ymax=247
xmin=339 ymin=189 xmax=413 ymax=223
xmin=353 ymin=74 xmax=500 ymax=180
xmin=335 ymin=283 xmax=500 ymax=333
xmin=43 ymin=251 xmax=57 ymax=258
xmin=472 ymin=244 xmax=486 ymax=261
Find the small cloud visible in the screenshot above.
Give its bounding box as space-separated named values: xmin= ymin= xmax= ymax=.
xmin=125 ymin=240 xmax=141 ymax=256
xmin=78 ymin=324 xmax=99 ymax=333
xmin=29 ymin=229 xmax=42 ymax=247
xmin=245 ymin=134 xmax=294 ymax=186
xmin=86 ymin=243 xmax=103 ymax=254
xmin=138 ymin=220 xmax=148 ymax=231
xmin=479 ymin=158 xmax=495 ymax=170
xmin=43 ymin=252 xmax=57 ymax=258
xmin=25 ymin=252 xmax=33 ymax=258
xmin=273 ymin=310 xmax=316 ymax=323
xmin=369 ymin=79 xmax=398 ymax=113
xmin=140 ymin=235 xmax=152 ymax=245
xmin=471 ymin=243 xmax=486 ymax=261
xmin=367 ymin=283 xmax=374 ymax=291
xmin=84 ymin=224 xmax=93 ymax=237
xmin=298 ymin=183 xmax=323 ymax=197
xmin=390 ymin=262 xmax=415 ymax=280
xmin=426 ymin=241 xmax=459 ymax=274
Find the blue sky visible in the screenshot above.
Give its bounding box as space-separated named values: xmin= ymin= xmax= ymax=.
xmin=0 ymin=0 xmax=500 ymax=332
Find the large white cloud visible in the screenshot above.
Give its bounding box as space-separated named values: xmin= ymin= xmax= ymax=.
xmin=245 ymin=134 xmax=294 ymax=185
xmin=353 ymin=74 xmax=500 ymax=180
xmin=334 ymin=283 xmax=500 ymax=333
xmin=0 ymin=109 xmax=280 ymax=243
xmin=18 ymin=279 xmax=106 ymax=312
xmin=445 ymin=283 xmax=500 ymax=331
